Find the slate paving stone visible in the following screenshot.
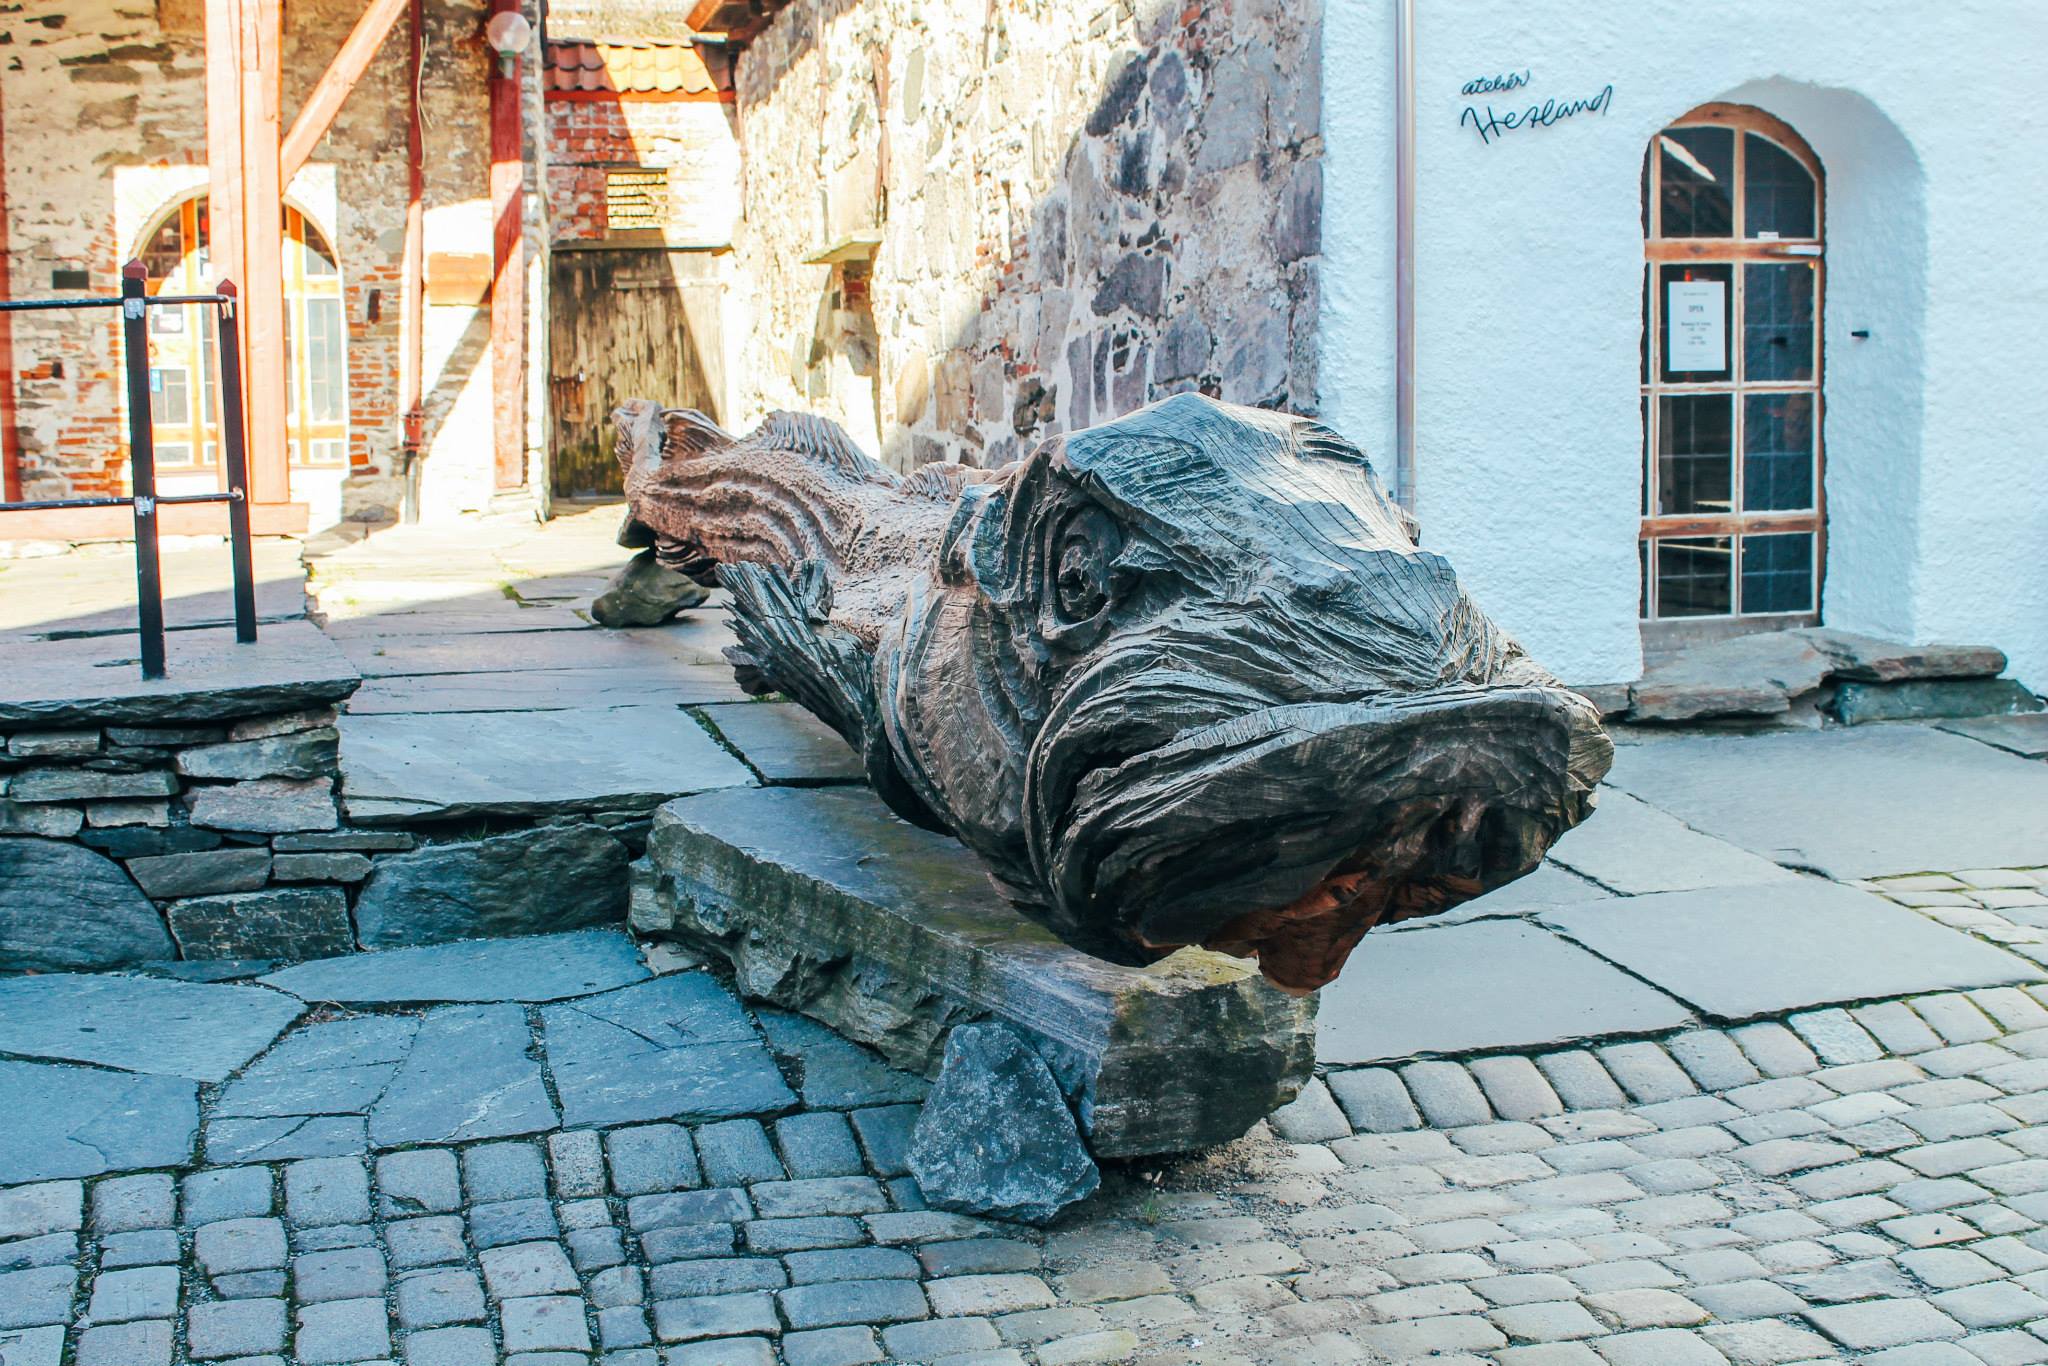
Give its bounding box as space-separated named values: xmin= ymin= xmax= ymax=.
xmin=203 ymin=1115 xmax=368 ymax=1164
xmin=74 ymin=1318 xmax=172 ymax=1366
xmin=694 ymin=702 xmax=865 ymax=784
xmin=1547 ymin=789 xmax=1800 ymax=894
xmin=378 ymin=1150 xmax=463 ymax=1216
xmin=1317 ymin=920 xmax=1695 ymax=1065
xmin=1938 ymin=713 xmax=2048 ymax=759
xmin=1606 ymin=725 xmax=2048 ymax=879
xmin=542 ymin=975 xmax=796 ymax=1127
xmin=0 ymin=1266 xmax=76 ymax=1328
xmin=338 ymin=705 xmax=753 ymax=820
xmin=1543 ymin=880 xmax=2039 ymax=1021
xmin=214 ymin=1015 xmax=418 ymax=1119
xmin=89 ymin=1175 xmax=174 ymax=1234
xmin=0 ymin=974 xmax=301 ymax=1080
xmin=294 ymin=1246 xmax=387 ymax=1302
xmin=350 ymin=822 xmax=634 ymax=947
xmin=261 ymin=929 xmax=649 ymax=1004
xmin=401 ymin=1325 xmax=497 ymax=1366
xmin=0 ymin=1061 xmax=198 ymax=1181
xmin=186 ymin=1297 xmax=287 ymax=1359
xmin=294 ymin=1297 xmax=393 ymax=1363
xmin=369 ymin=1004 xmax=558 ymax=1147
xmin=755 ymin=1010 xmax=928 ymax=1109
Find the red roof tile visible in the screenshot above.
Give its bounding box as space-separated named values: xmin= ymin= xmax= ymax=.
xmin=542 ymin=41 xmax=728 ymax=97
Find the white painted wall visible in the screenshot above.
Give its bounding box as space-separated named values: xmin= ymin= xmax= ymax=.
xmin=1320 ymin=0 xmax=2048 ymax=688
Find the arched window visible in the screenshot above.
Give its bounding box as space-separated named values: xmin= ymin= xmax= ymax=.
xmin=1640 ymin=103 xmax=1823 ymax=643
xmin=135 ymin=195 xmax=348 ymax=475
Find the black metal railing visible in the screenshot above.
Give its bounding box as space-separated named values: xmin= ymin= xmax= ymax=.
xmin=0 ymin=259 xmax=258 ymax=678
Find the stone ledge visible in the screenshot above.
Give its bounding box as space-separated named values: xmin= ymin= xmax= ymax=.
xmin=639 ymin=784 xmax=1317 ymax=1159
xmin=0 ymin=620 xmax=359 ymax=728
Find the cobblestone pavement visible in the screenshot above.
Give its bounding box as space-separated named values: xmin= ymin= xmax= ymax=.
xmin=4 ymin=871 xmax=2048 ymax=1364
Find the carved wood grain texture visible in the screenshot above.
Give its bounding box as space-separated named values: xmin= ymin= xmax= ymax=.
xmin=610 ymin=392 xmax=1613 ymax=991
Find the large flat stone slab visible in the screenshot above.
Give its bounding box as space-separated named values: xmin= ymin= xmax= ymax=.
xmin=213 ymin=1015 xmax=419 ymax=1120
xmin=338 ymin=705 xmax=754 ymax=821
xmin=0 ymin=1060 xmax=198 ymax=1181
xmin=0 ymin=619 xmax=358 ymax=727
xmin=1316 ymin=920 xmax=1695 ymax=1065
xmin=0 ymin=837 xmax=174 ymax=971
xmin=642 ymin=785 xmax=1316 ymax=1158
xmin=343 ymin=666 xmax=750 ymax=713
xmin=369 ymin=1003 xmax=558 ymax=1148
xmin=332 ymin=619 xmax=735 ymax=676
xmin=540 ymin=974 xmax=797 ymax=1127
xmin=260 ymin=930 xmax=651 ymax=1004
xmin=1542 ymin=879 xmax=2041 ymax=1021
xmin=1545 ymin=790 xmax=1800 ymax=894
xmin=0 ymin=974 xmax=301 ymax=1081
xmin=695 ymin=703 xmax=865 ymax=784
xmin=1939 ymin=713 xmax=2048 ymax=759
xmin=0 ymin=539 xmax=307 ymax=638
xmin=1607 ymin=726 xmax=2048 ymax=878
xmin=1383 ymin=861 xmax=1610 ymax=931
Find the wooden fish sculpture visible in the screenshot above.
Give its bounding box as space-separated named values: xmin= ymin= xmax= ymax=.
xmin=611 ymin=392 xmax=1612 ymax=992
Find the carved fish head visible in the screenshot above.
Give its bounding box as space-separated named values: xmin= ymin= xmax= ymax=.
xmin=880 ymin=393 xmax=1612 ymax=991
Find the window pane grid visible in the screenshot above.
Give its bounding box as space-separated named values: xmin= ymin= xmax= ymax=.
xmin=1641 ymin=106 xmax=1821 ymax=624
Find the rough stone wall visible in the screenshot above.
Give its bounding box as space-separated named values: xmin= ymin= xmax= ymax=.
xmin=0 ymin=0 xmax=546 ymax=526
xmin=723 ymin=0 xmax=1321 ymax=472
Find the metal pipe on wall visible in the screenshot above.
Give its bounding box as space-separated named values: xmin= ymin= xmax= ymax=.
xmin=399 ymin=0 xmax=425 ymax=523
xmin=1393 ymin=0 xmax=1417 ymax=514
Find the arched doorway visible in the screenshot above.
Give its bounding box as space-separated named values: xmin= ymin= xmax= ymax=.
xmin=1639 ymin=103 xmax=1824 ymax=652
xmin=135 ymin=195 xmax=349 ymax=485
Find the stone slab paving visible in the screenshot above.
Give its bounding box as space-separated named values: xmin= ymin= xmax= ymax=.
xmin=1606 ymin=725 xmax=2048 ymax=879
xmin=337 ymin=706 xmax=755 ymax=821
xmin=5 ymin=880 xmax=2048 ymax=1363
xmin=1939 ymin=714 xmax=2048 ymax=761
xmin=1317 ymin=921 xmax=1695 ymax=1065
xmin=0 ymin=537 xmax=308 ymax=639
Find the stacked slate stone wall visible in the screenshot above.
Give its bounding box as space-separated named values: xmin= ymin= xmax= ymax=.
xmin=723 ymin=0 xmax=1321 ymax=472
xmin=0 ymin=706 xmax=411 ymax=969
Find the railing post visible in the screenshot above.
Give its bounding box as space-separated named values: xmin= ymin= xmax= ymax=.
xmin=215 ymin=279 xmax=258 ymax=643
xmin=120 ymin=260 xmax=167 ymax=679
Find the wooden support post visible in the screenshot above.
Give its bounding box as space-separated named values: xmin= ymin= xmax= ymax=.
xmin=489 ymin=0 xmax=526 ymax=492
xmin=238 ymin=0 xmax=289 ymax=506
xmin=278 ymin=0 xmax=410 ymax=185
xmin=0 ymin=80 xmax=20 ymax=503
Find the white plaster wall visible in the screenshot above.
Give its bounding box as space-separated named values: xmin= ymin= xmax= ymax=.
xmin=1320 ymin=0 xmax=2048 ymax=688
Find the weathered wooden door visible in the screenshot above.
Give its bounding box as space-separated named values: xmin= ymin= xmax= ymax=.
xmin=549 ymin=251 xmax=714 ymax=499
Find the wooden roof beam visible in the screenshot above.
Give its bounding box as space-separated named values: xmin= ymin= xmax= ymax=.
xmin=280 ymin=0 xmax=410 ymax=184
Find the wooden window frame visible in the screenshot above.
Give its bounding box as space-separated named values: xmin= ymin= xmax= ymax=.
xmin=1641 ymin=101 xmax=1826 ymax=647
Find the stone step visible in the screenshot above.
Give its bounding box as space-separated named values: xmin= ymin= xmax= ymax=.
xmin=1833 ymin=677 xmax=2044 ymax=726
xmin=1629 ymin=627 xmax=2020 ymax=724
xmin=636 ymin=784 xmax=1316 ymax=1159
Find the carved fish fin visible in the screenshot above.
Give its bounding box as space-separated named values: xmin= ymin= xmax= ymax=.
xmin=717 ymin=560 xmax=945 ymax=831
xmin=903 ymin=462 xmax=999 ymax=501
xmin=755 ymin=411 xmax=896 ymax=484
xmin=661 ymin=408 xmax=736 ymax=462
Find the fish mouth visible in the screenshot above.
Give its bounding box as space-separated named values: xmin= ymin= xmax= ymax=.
xmin=1026 ymin=674 xmax=1612 ymax=992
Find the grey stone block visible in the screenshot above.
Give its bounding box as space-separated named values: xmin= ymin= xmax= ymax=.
xmin=186 ymin=778 xmax=338 ymax=834
xmin=782 ymin=1326 xmax=883 ymax=1366
xmin=352 ymin=823 xmax=629 ymax=946
xmin=778 ymin=1278 xmax=929 ymax=1329
xmin=194 ymin=1218 xmax=287 ymax=1275
xmin=273 ymin=829 xmax=415 ymax=852
xmin=649 ymin=1291 xmax=780 ymax=1342
xmin=1400 ymin=1061 xmax=1493 ymax=1128
xmin=124 ymin=847 xmax=270 ymax=897
xmin=786 ymin=1248 xmax=920 ymax=1284
xmin=607 ymin=1124 xmax=700 ymax=1195
xmin=377 ymin=1150 xmax=462 ymax=1216
xmin=228 ymin=706 xmax=340 ymax=741
xmin=646 ymin=786 xmax=1316 ymax=1157
xmin=401 ymin=1325 xmax=496 ymax=1366
xmin=776 ymin=1112 xmax=866 ymax=1178
xmin=294 ymin=1246 xmax=386 ymax=1303
xmin=6 ymin=768 xmax=175 ymax=802
xmin=649 ymin=1259 xmax=787 ymax=1299
xmin=740 ymin=1217 xmax=860 ymax=1254
xmin=177 ymin=729 xmax=338 ymax=781
xmin=187 ymin=1297 xmax=287 ymax=1359
xmin=0 ymin=799 xmax=85 ymax=839
xmin=661 ymin=1334 xmax=776 ymax=1364
xmin=1327 ymin=1067 xmax=1422 ymax=1132
xmin=182 ymin=1167 xmax=273 ymax=1225
xmin=1598 ymin=1043 xmax=1700 ymax=1103
xmin=85 ymin=1264 xmax=178 ymax=1323
xmin=848 ymin=1105 xmax=920 ymax=1178
xmin=1666 ymin=1030 xmax=1764 ymax=1090
xmin=294 ymin=1297 xmax=392 ymax=1364
xmin=1834 ymin=677 xmax=2042 ymax=726
xmin=547 ymin=1129 xmax=607 ymax=1199
xmin=467 ymin=1199 xmax=560 ymax=1249
xmin=100 ymin=1230 xmax=180 ymax=1268
xmin=0 ymin=1184 xmax=79 ymax=1242
xmin=165 ymin=884 xmax=350 ymax=960
xmin=74 ymin=1319 xmax=171 ymax=1366
xmin=1468 ymin=1056 xmax=1567 ymax=1121
xmin=908 ymin=1024 xmax=1097 ymax=1225
xmin=284 ymin=1157 xmax=371 ymax=1227
xmin=7 ymin=729 xmax=101 ymax=758
xmin=481 ymin=1243 xmax=580 ymax=1299
xmin=384 ymin=1217 xmax=467 ymax=1269
xmin=694 ymin=1120 xmax=783 ymax=1187
xmin=462 ymin=1142 xmax=549 ymax=1203
xmin=0 ymin=837 xmax=172 ymax=970
xmin=270 ymin=851 xmax=371 ymax=882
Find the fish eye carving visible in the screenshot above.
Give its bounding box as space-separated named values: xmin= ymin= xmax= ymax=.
xmin=1052 ymin=505 xmax=1123 ymax=625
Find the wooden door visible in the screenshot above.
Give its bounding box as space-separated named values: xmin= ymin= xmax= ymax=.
xmin=548 ymin=250 xmax=713 ymax=499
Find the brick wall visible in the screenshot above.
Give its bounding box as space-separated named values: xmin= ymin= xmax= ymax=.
xmin=545 ymin=97 xmax=740 ymax=246
xmin=0 ymin=0 xmax=545 ymax=527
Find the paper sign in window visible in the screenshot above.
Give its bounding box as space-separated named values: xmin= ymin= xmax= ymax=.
xmin=1666 ymin=280 xmax=1727 ymax=372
